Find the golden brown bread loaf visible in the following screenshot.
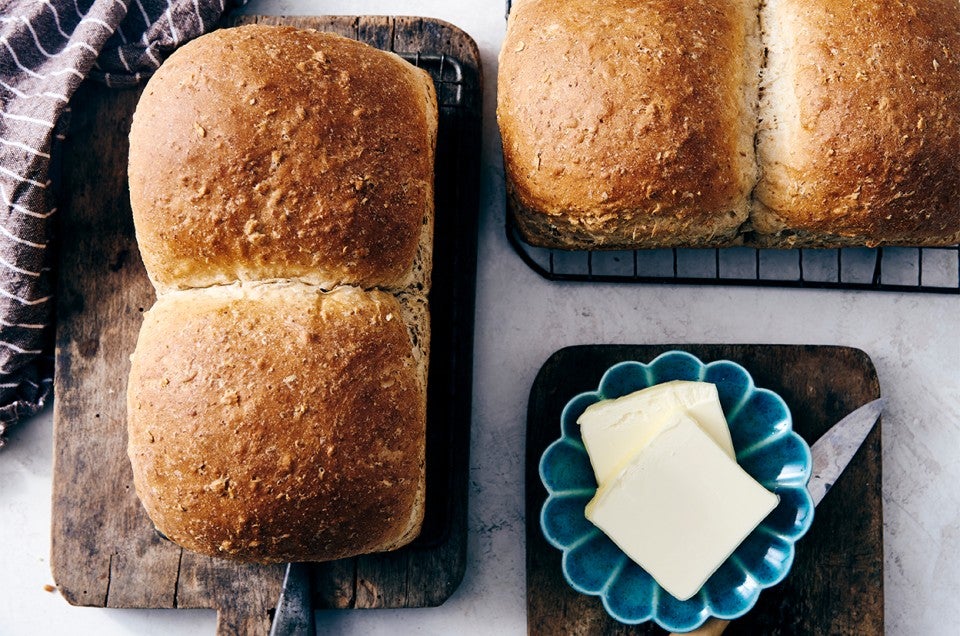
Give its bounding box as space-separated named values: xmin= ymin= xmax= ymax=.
xmin=499 ymin=0 xmax=960 ymax=249
xmin=127 ymin=284 xmax=426 ymax=562
xmin=126 ymin=25 xmax=436 ymax=563
xmin=129 ymin=25 xmax=437 ymax=293
xmin=754 ymin=0 xmax=960 ymax=247
xmin=498 ymin=0 xmax=761 ymax=249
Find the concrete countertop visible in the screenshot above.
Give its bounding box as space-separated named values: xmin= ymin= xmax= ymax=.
xmin=1 ymin=1 xmax=957 ymax=634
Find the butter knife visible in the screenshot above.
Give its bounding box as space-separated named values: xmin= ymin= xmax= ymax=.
xmin=672 ymin=396 xmax=886 ymax=636
xmin=269 ymin=562 xmax=315 ymax=636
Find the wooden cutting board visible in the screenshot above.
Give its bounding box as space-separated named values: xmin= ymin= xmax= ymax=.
xmin=51 ymin=15 xmax=481 ymax=635
xmin=526 ymin=345 xmax=883 ymax=635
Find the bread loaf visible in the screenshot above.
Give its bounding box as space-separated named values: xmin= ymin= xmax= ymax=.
xmin=129 ymin=25 xmax=437 ymax=293
xmin=498 ymin=0 xmax=761 ymax=249
xmin=754 ymin=0 xmax=960 ymax=247
xmin=127 ymin=284 xmax=426 ymax=562
xmin=499 ymin=0 xmax=960 ymax=249
xmin=126 ymin=25 xmax=436 ymax=563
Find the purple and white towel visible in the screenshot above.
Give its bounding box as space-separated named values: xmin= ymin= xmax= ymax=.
xmin=0 ymin=0 xmax=231 ymax=447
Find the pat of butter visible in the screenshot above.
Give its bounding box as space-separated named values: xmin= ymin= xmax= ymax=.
xmin=578 ymin=381 xmax=735 ymax=485
xmin=585 ymin=414 xmax=779 ymax=601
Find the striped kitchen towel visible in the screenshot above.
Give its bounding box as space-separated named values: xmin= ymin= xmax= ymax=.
xmin=0 ymin=0 xmax=231 ymax=447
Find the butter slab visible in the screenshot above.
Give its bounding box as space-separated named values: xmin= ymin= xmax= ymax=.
xmin=585 ymin=413 xmax=779 ymax=601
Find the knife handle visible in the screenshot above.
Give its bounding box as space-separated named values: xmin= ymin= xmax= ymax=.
xmin=671 ymin=618 xmax=729 ymax=636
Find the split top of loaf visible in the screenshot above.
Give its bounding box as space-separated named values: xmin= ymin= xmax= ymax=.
xmin=498 ymin=0 xmax=960 ymax=249
xmin=129 ymin=24 xmax=437 ymax=294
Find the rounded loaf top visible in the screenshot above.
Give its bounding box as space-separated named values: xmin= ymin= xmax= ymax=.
xmin=498 ymin=0 xmax=761 ymax=249
xmin=755 ymin=0 xmax=960 ymax=247
xmin=128 ymin=24 xmax=437 ymax=293
xmin=126 ymin=283 xmax=427 ymax=563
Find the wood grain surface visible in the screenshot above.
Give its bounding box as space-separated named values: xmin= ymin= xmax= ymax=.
xmin=51 ymin=15 xmax=481 ymax=635
xmin=526 ymin=345 xmax=883 ymax=635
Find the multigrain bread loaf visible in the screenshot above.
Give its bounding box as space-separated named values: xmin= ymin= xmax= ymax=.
xmin=127 ymin=284 xmax=426 ymax=562
xmin=129 ymin=25 xmax=437 ymax=293
xmin=754 ymin=0 xmax=960 ymax=247
xmin=498 ymin=0 xmax=762 ymax=249
xmin=126 ymin=25 xmax=437 ymax=563
xmin=499 ymin=0 xmax=960 ymax=249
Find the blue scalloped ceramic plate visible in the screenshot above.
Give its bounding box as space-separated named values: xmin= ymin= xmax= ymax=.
xmin=539 ymin=350 xmax=814 ymax=632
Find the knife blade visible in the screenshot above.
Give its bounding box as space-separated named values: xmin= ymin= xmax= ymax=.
xmin=672 ymin=397 xmax=886 ymax=636
xmin=807 ymin=397 xmax=885 ymax=506
xmin=269 ymin=562 xmax=316 ymax=636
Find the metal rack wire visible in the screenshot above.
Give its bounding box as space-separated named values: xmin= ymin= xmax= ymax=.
xmin=507 ymin=219 xmax=960 ymax=294
xmin=398 ymin=52 xmax=465 ymax=107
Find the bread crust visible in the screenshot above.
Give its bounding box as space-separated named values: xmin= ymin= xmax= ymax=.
xmin=126 ymin=25 xmax=436 ymax=563
xmin=501 ymin=0 xmax=960 ymax=250
xmin=498 ymin=0 xmax=761 ymax=249
xmin=753 ymin=0 xmax=960 ymax=247
xmin=129 ymin=25 xmax=437 ymax=292
xmin=127 ymin=283 xmax=426 ymax=563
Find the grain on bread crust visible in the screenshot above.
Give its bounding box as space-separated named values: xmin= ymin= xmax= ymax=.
xmin=756 ymin=0 xmax=960 ymax=247
xmin=498 ymin=0 xmax=761 ymax=249
xmin=126 ymin=24 xmax=436 ymax=563
xmin=127 ymin=283 xmax=426 ymax=563
xmin=501 ymin=0 xmax=960 ymax=250
xmin=129 ymin=25 xmax=437 ymax=293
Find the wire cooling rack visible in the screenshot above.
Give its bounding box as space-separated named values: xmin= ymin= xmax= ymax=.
xmin=399 ymin=52 xmax=466 ymax=108
xmin=507 ymin=219 xmax=960 ymax=294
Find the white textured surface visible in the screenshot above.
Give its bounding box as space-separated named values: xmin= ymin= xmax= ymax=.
xmin=1 ymin=1 xmax=959 ymax=634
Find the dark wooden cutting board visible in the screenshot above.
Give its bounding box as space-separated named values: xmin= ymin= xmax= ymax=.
xmin=526 ymin=345 xmax=883 ymax=635
xmin=51 ymin=15 xmax=481 ymax=636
